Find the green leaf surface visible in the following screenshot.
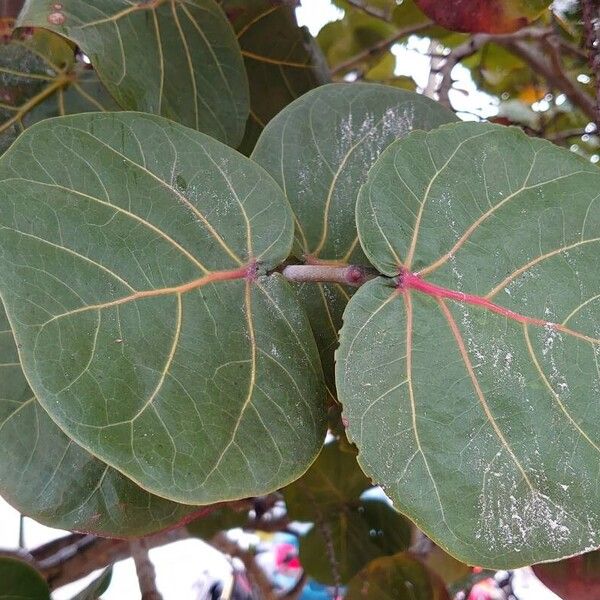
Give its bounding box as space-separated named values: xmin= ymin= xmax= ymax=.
xmin=187 ymin=506 xmax=247 ymax=540
xmin=17 ymin=0 xmax=249 ymax=146
xmin=220 ymin=0 xmax=329 ymax=154
xmin=252 ymin=83 xmax=455 ymax=393
xmin=0 ymin=302 xmax=200 ymax=536
xmin=346 ymin=553 xmax=450 ymax=600
xmin=284 ymin=439 xmax=370 ymax=522
xmin=300 ymin=499 xmax=411 ymax=585
xmin=70 ymin=567 xmax=112 ymax=600
xmin=338 ymin=121 xmax=600 ymax=568
xmin=0 ymin=28 xmax=118 ymax=155
xmin=0 ymin=557 xmax=50 ymax=600
xmin=0 ymin=112 xmax=326 ymax=505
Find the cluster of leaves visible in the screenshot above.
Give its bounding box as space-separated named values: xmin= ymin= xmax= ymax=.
xmin=0 ymin=1 xmax=598 ymax=598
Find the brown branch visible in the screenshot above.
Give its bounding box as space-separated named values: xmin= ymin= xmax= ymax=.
xmin=582 ymin=0 xmax=600 ymax=129
xmin=330 ymin=21 xmax=433 ymax=76
xmin=38 ymin=529 xmax=188 ymax=591
xmin=210 ymin=532 xmax=277 ymax=600
xmin=437 ymin=34 xmax=489 ymax=108
xmin=131 ymin=538 xmax=163 ymax=600
xmin=502 ymin=38 xmax=596 ymax=122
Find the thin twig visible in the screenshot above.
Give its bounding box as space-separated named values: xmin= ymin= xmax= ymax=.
xmin=280 ymin=264 xmax=377 ymax=287
xmin=130 ymin=538 xmax=163 ymax=600
xmin=331 ymin=21 xmax=433 ymax=75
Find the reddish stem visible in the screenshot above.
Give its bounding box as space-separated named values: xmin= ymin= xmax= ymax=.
xmin=400 ymin=270 xmax=549 ymax=328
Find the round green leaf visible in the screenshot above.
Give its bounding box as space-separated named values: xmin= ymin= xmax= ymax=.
xmin=17 ymin=0 xmax=249 ymax=146
xmin=346 ymin=553 xmax=450 ymax=600
xmin=300 ymin=499 xmax=412 ymax=585
xmin=0 ymin=112 xmax=326 ymax=505
xmin=252 ymin=83 xmax=455 ymax=392
xmin=0 ymin=557 xmax=50 ymax=600
xmin=338 ymin=121 xmax=600 ymax=568
xmin=284 ymin=439 xmax=370 ymax=522
xmin=0 ymin=302 xmax=200 ymax=536
xmin=220 ymin=0 xmax=330 ymax=154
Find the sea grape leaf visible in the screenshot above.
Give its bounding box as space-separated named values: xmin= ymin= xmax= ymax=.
xmin=0 ymin=302 xmax=201 ymax=536
xmin=17 ymin=0 xmax=249 ymax=146
xmin=0 ymin=557 xmax=50 ymax=600
xmin=284 ymin=439 xmax=370 ymax=522
xmin=0 ymin=112 xmax=326 ymax=505
xmin=299 ymin=499 xmax=412 ymax=585
xmin=187 ymin=506 xmax=248 ymax=540
xmin=346 ymin=553 xmax=450 ymax=600
xmin=532 ymin=551 xmax=600 ymax=600
xmin=338 ymin=121 xmax=600 ymax=568
xmin=0 ymin=28 xmax=118 ymax=154
xmin=252 ymin=83 xmax=455 ymax=395
xmin=219 ymin=0 xmax=330 ymax=154
xmin=413 ymin=0 xmax=551 ymax=33
xmin=70 ymin=567 xmax=112 ymax=600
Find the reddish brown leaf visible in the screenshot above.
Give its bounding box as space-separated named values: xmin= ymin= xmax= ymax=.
xmin=413 ymin=0 xmax=550 ymax=33
xmin=533 ymin=552 xmax=600 ymax=600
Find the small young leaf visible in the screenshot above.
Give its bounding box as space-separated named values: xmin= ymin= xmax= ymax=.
xmin=413 ymin=0 xmax=551 ymax=33
xmin=252 ymin=83 xmax=455 ymax=394
xmin=0 ymin=303 xmax=200 ymax=537
xmin=0 ymin=557 xmax=50 ymax=600
xmin=17 ymin=0 xmax=250 ymax=146
xmin=338 ymin=122 xmax=600 ymax=568
xmin=0 ymin=112 xmax=326 ymax=505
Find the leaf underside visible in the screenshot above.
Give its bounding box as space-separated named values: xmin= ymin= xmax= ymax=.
xmin=338 ymin=121 xmax=600 ymax=568
xmin=18 ymin=0 xmax=250 ymax=146
xmin=0 ymin=301 xmax=201 ymax=537
xmin=0 ymin=112 xmax=326 ymax=506
xmin=252 ymin=83 xmax=455 ymax=394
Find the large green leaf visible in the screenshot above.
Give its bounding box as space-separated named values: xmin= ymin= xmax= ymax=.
xmin=0 ymin=112 xmax=326 ymax=505
xmin=252 ymin=83 xmax=455 ymax=394
xmin=0 ymin=302 xmax=201 ymax=536
xmin=0 ymin=557 xmax=50 ymax=600
xmin=219 ymin=0 xmax=329 ymax=154
xmin=338 ymin=121 xmax=600 ymax=568
xmin=0 ymin=28 xmax=118 ymax=154
xmin=17 ymin=0 xmax=249 ymax=146
xmin=346 ymin=553 xmax=450 ymax=600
